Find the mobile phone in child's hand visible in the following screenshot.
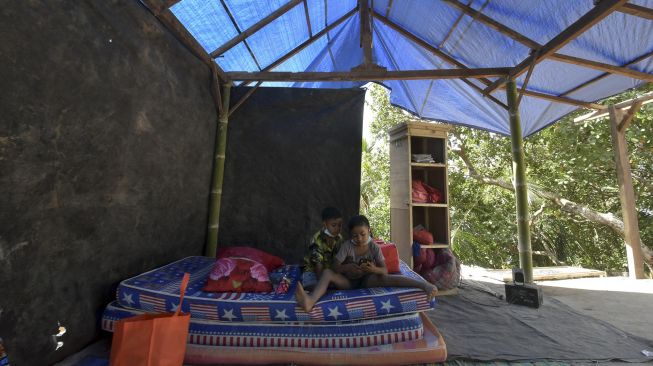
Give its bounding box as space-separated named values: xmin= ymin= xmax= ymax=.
xmin=358 ymin=258 xmax=372 ymax=266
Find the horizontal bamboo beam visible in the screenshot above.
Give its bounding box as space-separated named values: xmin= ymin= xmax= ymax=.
xmin=141 ymin=0 xmax=231 ymax=82
xmin=573 ymin=92 xmax=653 ymax=122
xmin=548 ymin=53 xmax=653 ymax=82
xmin=372 ymin=11 xmax=508 ymax=109
xmin=210 ymin=0 xmax=303 ymax=58
xmin=483 ymin=0 xmax=628 ymax=94
xmin=373 ymin=11 xmax=604 ymax=110
xmin=617 ymin=3 xmax=653 ymax=20
xmin=226 ymin=68 xmax=512 ymax=81
xmin=443 ymin=0 xmax=653 ymax=83
xmin=519 ymin=89 xmax=602 ymax=109
xmin=561 ymin=49 xmax=653 ymax=97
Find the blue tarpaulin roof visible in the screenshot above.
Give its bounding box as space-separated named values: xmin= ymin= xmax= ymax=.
xmin=164 ymin=0 xmax=653 ymax=137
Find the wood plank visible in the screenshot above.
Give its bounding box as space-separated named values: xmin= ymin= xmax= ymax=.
xmin=609 ymin=105 xmax=645 ymax=279
xmin=561 ymin=49 xmax=653 ymax=97
xmin=484 ymin=0 xmax=628 ymax=94
xmin=220 ymin=0 xmax=261 ymax=71
xmin=549 ymin=53 xmax=653 ymax=82
xmin=372 ymin=12 xmax=605 ymax=110
xmin=432 ymin=288 xmax=458 ymax=297
xmin=573 ymin=92 xmax=653 ymax=122
xmin=141 ymin=0 xmax=231 ymax=82
xmin=420 ymin=244 xmax=450 ymax=249
xmin=617 ymin=3 xmax=653 ymax=20
xmin=359 ymin=0 xmax=373 ymax=66
xmin=441 ymin=0 xmax=541 ymax=49
xmin=227 ymin=68 xmax=511 ymax=81
xmin=411 ymin=203 xmax=448 ymax=208
xmin=210 ymin=0 xmax=303 ymax=58
xmin=241 ymin=8 xmax=357 ymax=86
xmin=302 ymin=0 xmax=313 ymax=37
xmin=411 ymin=162 xmax=447 ymax=168
xmin=442 ymin=0 xmax=651 ymax=83
xmin=163 ymin=0 xmax=182 ymax=8
xmin=373 ymin=11 xmax=508 ymax=109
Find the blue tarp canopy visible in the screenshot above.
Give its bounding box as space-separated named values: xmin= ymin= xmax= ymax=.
xmin=157 ymin=0 xmax=653 ymax=137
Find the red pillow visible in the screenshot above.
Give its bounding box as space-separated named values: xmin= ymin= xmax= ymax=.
xmin=217 ymin=246 xmax=285 ymax=272
xmin=203 ymin=257 xmax=273 ymax=293
xmin=413 ymin=229 xmax=434 ymax=246
xmin=378 ymin=243 xmax=401 ymax=274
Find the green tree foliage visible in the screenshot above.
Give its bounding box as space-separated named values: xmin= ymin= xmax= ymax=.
xmin=362 ymin=83 xmax=653 ymax=273
xmin=360 ymin=85 xmax=406 ymax=240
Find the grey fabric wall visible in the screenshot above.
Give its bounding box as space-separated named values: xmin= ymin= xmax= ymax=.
xmin=0 ymin=2 xmax=216 ymax=364
xmin=221 ymin=88 xmax=364 ymax=263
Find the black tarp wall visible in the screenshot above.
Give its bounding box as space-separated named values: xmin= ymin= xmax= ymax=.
xmin=0 ymin=2 xmax=364 ymax=365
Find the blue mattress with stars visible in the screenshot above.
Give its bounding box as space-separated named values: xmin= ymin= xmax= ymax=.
xmin=102 ymin=301 xmax=424 ymax=348
xmin=116 ymin=256 xmax=436 ymax=323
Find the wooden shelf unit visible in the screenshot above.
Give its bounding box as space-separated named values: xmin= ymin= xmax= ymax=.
xmin=389 ymin=121 xmax=451 ymax=268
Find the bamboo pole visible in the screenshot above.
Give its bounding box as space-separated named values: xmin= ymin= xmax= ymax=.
xmin=206 ymin=83 xmax=232 ymax=257
xmin=506 ymin=80 xmax=534 ymax=283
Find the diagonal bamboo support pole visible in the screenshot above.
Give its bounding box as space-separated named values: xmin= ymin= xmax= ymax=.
xmin=506 ymin=80 xmax=534 ymax=283
xmin=206 ymin=83 xmax=232 ymax=257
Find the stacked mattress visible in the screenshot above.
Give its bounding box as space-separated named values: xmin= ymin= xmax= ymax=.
xmin=102 ymin=256 xmax=447 ymax=365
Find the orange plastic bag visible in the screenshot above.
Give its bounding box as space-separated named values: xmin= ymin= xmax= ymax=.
xmin=109 ymin=272 xmax=190 ymax=366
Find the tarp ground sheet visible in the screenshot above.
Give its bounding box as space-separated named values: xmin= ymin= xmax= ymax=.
xmin=427 ymin=282 xmax=653 ymax=363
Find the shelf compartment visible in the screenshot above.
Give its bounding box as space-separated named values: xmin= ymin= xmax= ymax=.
xmin=410 ymin=136 xmax=445 ymax=164
xmin=412 ymin=206 xmax=449 ymax=246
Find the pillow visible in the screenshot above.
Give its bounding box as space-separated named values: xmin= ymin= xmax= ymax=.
xmin=413 ymin=228 xmax=434 ymax=246
xmin=217 ymin=246 xmax=285 ymax=272
xmin=377 ymin=243 xmax=401 ymax=274
xmin=203 ymin=257 xmax=273 ymax=293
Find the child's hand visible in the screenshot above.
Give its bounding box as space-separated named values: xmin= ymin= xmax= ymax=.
xmin=345 ymin=264 xmax=364 ymax=279
xmin=360 ymin=262 xmax=377 ymax=273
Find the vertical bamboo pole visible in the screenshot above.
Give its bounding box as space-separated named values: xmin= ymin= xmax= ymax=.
xmin=608 ymin=105 xmax=645 ymax=279
xmin=206 ymin=82 xmax=232 ymax=257
xmin=506 ymin=80 xmax=534 ymax=283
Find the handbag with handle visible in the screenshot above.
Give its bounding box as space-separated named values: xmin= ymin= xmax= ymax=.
xmin=109 ymin=272 xmax=191 ymax=366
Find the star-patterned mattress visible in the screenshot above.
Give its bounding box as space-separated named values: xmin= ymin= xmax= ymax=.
xmin=102 ymin=301 xmax=424 ymax=348
xmin=117 ymin=256 xmax=436 ymax=322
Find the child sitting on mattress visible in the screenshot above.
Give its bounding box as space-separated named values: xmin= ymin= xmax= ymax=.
xmin=301 ymin=207 xmax=344 ymax=290
xmin=296 ymin=215 xmax=438 ymax=312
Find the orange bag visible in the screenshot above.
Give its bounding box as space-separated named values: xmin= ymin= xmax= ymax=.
xmin=109 ymin=273 xmax=190 ymax=366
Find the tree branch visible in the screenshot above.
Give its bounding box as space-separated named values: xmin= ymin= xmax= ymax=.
xmin=451 ymin=146 xmax=653 ymax=270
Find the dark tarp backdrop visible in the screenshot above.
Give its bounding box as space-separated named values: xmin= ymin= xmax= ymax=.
xmin=0 ymin=1 xmax=364 ymax=365
xmin=220 ymin=87 xmax=364 ymax=264
xmin=0 ymin=1 xmax=217 ymax=364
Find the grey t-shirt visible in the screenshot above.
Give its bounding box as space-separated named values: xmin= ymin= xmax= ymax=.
xmin=335 ymin=239 xmax=385 ymax=266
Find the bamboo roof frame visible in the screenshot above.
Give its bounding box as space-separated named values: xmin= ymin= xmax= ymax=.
xmin=141 ymin=0 xmax=652 ymax=280
xmin=147 ymin=0 xmax=651 ymax=113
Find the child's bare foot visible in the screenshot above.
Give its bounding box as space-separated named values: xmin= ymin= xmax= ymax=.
xmin=295 ymin=282 xmax=314 ymax=312
xmin=424 ymin=283 xmax=438 ymax=302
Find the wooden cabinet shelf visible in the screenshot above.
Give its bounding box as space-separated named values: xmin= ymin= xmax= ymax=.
xmin=419 ymin=244 xmax=450 ymax=249
xmin=411 ymin=203 xmax=448 ymax=208
xmin=389 ymin=121 xmax=451 ymax=268
xmin=410 ymin=162 xmax=446 ymax=168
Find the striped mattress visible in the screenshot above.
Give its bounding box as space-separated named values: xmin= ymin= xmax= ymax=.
xmin=102 ymin=301 xmax=424 ymax=348
xmin=116 ymin=256 xmax=436 ymax=322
